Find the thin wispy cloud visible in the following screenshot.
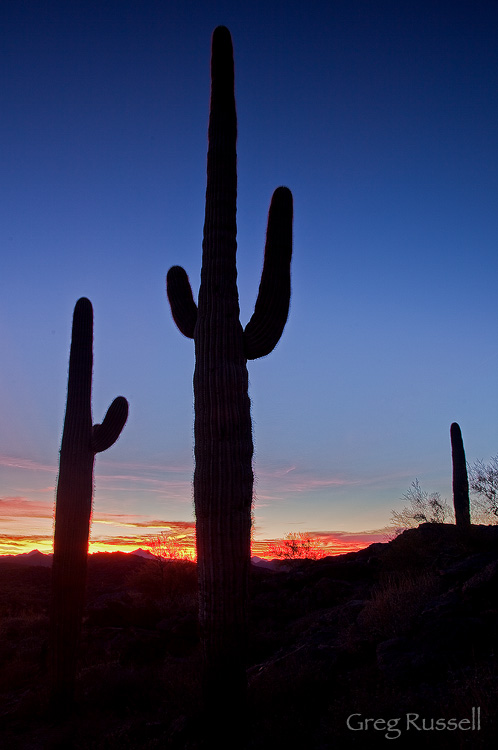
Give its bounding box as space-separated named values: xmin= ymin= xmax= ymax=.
xmin=256 ymin=464 xmax=415 ymax=496
xmin=0 ymin=454 xmax=192 ymax=476
xmin=256 ymin=465 xmax=297 ymax=478
xmin=253 ymin=494 xmax=285 ymax=502
xmin=0 ymin=454 xmax=192 ymax=487
xmin=97 ymin=459 xmax=192 ymax=474
xmin=0 ymin=455 xmax=57 ymax=472
xmin=122 ymin=519 xmax=195 ymax=530
xmin=92 ymin=471 xmax=193 ymax=503
xmin=96 ymin=474 xmax=189 ymax=484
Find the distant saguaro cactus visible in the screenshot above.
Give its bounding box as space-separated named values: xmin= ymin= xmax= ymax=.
xmin=50 ymin=298 xmax=128 ymax=712
xmin=450 ymin=422 xmax=471 ymax=528
xmin=166 ymin=26 xmax=293 ymax=722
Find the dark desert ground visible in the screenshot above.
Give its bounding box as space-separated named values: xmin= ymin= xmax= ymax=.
xmin=0 ymin=523 xmax=497 ymax=749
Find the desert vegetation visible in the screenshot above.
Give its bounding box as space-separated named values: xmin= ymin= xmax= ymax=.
xmin=469 ymin=454 xmax=498 ymax=521
xmin=265 ymin=532 xmax=327 ymax=560
xmin=146 ymin=532 xmax=197 ymax=562
xmin=390 ymin=479 xmax=452 ymax=534
xmin=391 ymin=423 xmax=498 ymax=536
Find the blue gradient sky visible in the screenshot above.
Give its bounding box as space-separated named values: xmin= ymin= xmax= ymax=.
xmin=1 ymin=0 xmax=498 ymax=553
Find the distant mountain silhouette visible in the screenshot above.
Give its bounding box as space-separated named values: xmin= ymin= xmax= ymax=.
xmin=0 ymin=548 xmax=159 ymax=566
xmin=0 ymin=548 xmax=298 ymax=567
xmin=0 ymin=549 xmax=52 ymax=567
xmin=251 ymin=555 xmax=285 ymax=570
xmin=129 ymin=548 xmax=157 ymax=559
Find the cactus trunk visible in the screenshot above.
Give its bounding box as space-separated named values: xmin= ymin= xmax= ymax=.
xmin=450 ymin=422 xmax=471 ymax=528
xmin=167 ymin=26 xmax=293 ymax=730
xmin=194 ymin=25 xmax=252 ymax=710
xmin=50 ymin=298 xmax=128 ymax=712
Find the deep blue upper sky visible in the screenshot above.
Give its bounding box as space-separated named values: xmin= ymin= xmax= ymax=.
xmin=1 ymin=0 xmax=498 ymax=544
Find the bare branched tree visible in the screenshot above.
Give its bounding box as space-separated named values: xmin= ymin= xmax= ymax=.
xmin=266 ymin=532 xmax=326 ymax=560
xmin=390 ymin=479 xmax=451 ymax=536
xmin=146 ymin=531 xmax=196 ymax=562
xmin=468 ymin=456 xmax=498 ymax=523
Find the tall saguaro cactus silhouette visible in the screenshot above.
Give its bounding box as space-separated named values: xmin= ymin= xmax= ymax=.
xmin=167 ymin=26 xmax=293 ymax=718
xmin=50 ymin=298 xmax=128 ymax=711
xmin=450 ymin=422 xmax=471 ymax=528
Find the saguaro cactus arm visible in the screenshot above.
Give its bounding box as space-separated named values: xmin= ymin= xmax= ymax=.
xmin=92 ymin=396 xmax=129 ymax=452
xmin=450 ymin=422 xmax=471 ymax=528
xmin=244 ymin=186 xmax=293 ymax=360
xmin=166 ymin=266 xmax=197 ymax=339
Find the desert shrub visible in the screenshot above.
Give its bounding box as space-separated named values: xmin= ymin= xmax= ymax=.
xmin=356 ymin=570 xmax=439 ymax=639
xmin=0 ymin=566 xmax=50 ymax=617
xmin=78 ymin=662 xmax=164 ymax=715
xmin=126 ymin=559 xmax=197 ymax=604
xmin=446 ymin=656 xmax=498 ymax=726
xmin=248 ymin=644 xmax=332 ymax=750
xmin=0 ymin=610 xmax=49 ymax=699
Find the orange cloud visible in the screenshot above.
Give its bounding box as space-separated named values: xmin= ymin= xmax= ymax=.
xmin=0 ymin=496 xmax=54 ymax=519
xmin=91 ymin=518 xmax=194 ymax=532
xmin=311 ymin=529 xmax=387 ymax=553
xmin=88 ymin=521 xmax=197 ymax=555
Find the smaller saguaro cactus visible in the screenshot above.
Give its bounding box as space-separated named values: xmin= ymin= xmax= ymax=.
xmin=450 ymin=422 xmax=471 ymax=528
xmin=50 ymin=298 xmax=128 ymax=712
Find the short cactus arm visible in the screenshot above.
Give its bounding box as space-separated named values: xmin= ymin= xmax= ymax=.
xmin=166 ymin=265 xmax=198 ymax=339
xmin=92 ymin=396 xmax=128 ymax=453
xmin=244 ymin=186 xmax=293 ymax=360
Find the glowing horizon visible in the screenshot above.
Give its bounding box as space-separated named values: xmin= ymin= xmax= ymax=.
xmin=0 ymin=525 xmax=385 ymax=559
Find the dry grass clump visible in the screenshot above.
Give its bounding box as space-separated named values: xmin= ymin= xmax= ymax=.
xmin=126 ymin=560 xmax=197 ymax=601
xmin=356 ymin=570 xmax=439 ymax=638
